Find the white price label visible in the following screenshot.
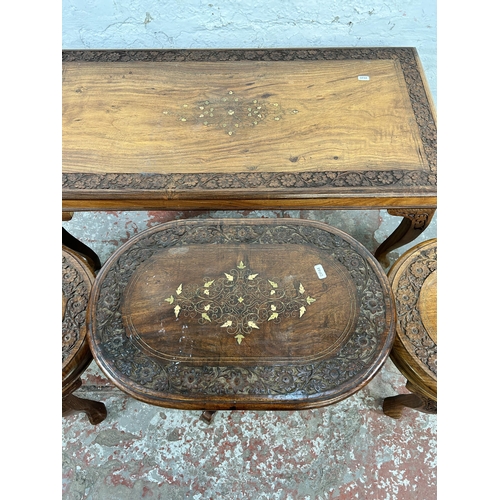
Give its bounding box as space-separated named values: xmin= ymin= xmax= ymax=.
xmin=358 ymin=75 xmax=370 ymax=81
xmin=314 ymin=264 xmax=327 ymax=279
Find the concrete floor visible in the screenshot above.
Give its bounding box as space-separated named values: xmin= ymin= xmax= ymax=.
xmin=62 ymin=208 xmax=437 ymax=500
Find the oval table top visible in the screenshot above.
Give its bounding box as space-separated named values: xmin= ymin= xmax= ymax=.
xmin=88 ymin=218 xmax=395 ymax=411
xmin=388 ymin=238 xmax=437 ymax=400
xmin=62 ymin=245 xmax=95 ymax=393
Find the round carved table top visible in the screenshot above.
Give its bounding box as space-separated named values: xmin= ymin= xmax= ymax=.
xmin=62 ymin=246 xmax=95 ymax=393
xmin=388 ymin=238 xmax=437 ymax=400
xmin=88 ymin=219 xmax=395 ymax=411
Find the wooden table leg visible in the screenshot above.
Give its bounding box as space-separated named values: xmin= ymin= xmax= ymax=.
xmin=62 ymin=227 xmax=102 ymax=272
xmin=383 ymin=392 xmax=437 ymax=419
xmin=62 ymin=378 xmax=107 ymax=425
xmin=200 ymin=410 xmax=217 ymax=424
xmin=374 ymin=209 xmax=436 ymax=267
xmin=63 ymin=393 xmax=108 ymax=425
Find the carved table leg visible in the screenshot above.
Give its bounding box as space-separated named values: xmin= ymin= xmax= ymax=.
xmin=62 ymin=392 xmax=107 ymax=425
xmin=62 ymin=227 xmax=102 ymax=272
xmin=374 ymin=209 xmax=436 ymax=267
xmin=383 ymin=393 xmax=437 ymax=419
xmin=200 ymin=410 xmax=217 ymax=424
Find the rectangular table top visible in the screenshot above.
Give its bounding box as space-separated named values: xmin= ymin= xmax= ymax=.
xmin=62 ymin=48 xmax=436 ymax=212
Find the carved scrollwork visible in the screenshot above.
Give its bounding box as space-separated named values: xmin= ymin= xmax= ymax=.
xmin=62 ymin=169 xmax=436 ymax=193
xmin=62 ymin=254 xmax=91 ymax=362
xmin=387 ymin=209 xmax=434 ymax=230
xmin=394 ymin=245 xmax=437 ymax=375
xmin=92 ymin=222 xmax=391 ymax=398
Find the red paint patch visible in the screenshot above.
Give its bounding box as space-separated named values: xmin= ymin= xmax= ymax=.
xmin=82 ymin=373 xmax=111 ymax=386
xmin=108 ymin=472 xmax=134 ymax=489
xmin=146 ymin=211 xmax=187 ymax=227
xmin=142 ymin=485 xmax=154 ymax=497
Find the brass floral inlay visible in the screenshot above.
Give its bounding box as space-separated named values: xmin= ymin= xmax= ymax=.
xmin=162 ymin=91 xmax=299 ymax=136
xmin=165 ymin=261 xmax=316 ymax=344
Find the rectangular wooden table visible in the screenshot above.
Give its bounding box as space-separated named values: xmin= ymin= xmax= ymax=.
xmin=62 ymin=48 xmax=436 ymax=263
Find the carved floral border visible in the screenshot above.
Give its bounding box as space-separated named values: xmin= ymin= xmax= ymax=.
xmin=62 ymin=253 xmax=91 ymax=363
xmin=393 ymin=243 xmax=437 ymax=376
xmin=62 ymin=169 xmax=436 ymax=194
xmin=91 ymin=221 xmax=394 ymax=400
xmin=62 ymin=48 xmax=436 ymax=195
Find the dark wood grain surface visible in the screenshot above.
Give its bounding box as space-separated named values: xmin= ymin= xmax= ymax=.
xmin=88 ymin=218 xmax=396 ymax=411
xmin=62 ymin=48 xmax=436 ymax=212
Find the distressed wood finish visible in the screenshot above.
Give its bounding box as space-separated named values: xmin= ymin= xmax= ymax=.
xmin=62 ymin=48 xmax=436 ymax=213
xmin=62 ymin=246 xmax=107 ymax=424
xmin=88 ymin=218 xmax=395 ymax=412
xmin=383 ymin=239 xmax=437 ymax=419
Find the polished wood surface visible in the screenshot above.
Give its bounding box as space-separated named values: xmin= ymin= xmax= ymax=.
xmin=62 ymin=48 xmax=436 ymax=212
xmin=383 ymin=238 xmax=437 ymax=418
xmin=62 ymin=246 xmax=107 ymax=424
xmin=88 ymin=218 xmax=395 ymax=411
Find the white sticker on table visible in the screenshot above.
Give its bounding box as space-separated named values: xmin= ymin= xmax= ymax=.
xmin=314 ymin=264 xmax=327 ymax=279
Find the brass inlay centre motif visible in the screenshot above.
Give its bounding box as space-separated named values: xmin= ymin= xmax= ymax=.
xmin=165 ymin=261 xmax=316 ymax=344
xmin=162 ymin=91 xmax=299 ymax=136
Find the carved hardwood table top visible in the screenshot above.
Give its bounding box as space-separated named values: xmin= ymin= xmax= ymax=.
xmin=87 ymin=218 xmax=395 ymax=411
xmin=62 ymin=48 xmax=436 ymax=212
xmin=388 ymin=238 xmax=437 ymax=400
xmin=62 ymin=246 xmax=95 ymax=394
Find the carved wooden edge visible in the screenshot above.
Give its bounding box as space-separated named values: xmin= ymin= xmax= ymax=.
xmin=388 ymin=350 xmax=436 ymax=402
xmin=62 ymin=170 xmax=437 ymax=197
xmin=62 ymin=245 xmax=95 ymax=384
xmin=62 ymin=47 xmax=436 ymax=195
xmin=62 ymin=247 xmax=107 ymax=424
xmin=62 ymin=246 xmax=107 ymax=425
xmin=387 ymin=209 xmax=436 ymax=229
xmin=387 ymin=238 xmax=437 ymax=399
xmin=87 ymin=219 xmax=396 ymax=409
xmin=374 ymin=209 xmax=436 ymax=266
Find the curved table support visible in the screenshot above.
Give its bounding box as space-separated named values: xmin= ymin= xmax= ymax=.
xmin=374 ymin=209 xmax=436 ymax=267
xmin=62 ymin=227 xmax=102 ymax=272
xmin=62 ymin=378 xmax=107 ymax=425
xmin=383 ymin=392 xmax=437 ymax=420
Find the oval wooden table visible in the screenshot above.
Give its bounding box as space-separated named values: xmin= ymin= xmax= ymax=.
xmin=62 ymin=246 xmax=107 ymax=425
xmin=88 ymin=219 xmax=395 ymax=422
xmin=382 ymin=239 xmax=437 ymax=418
